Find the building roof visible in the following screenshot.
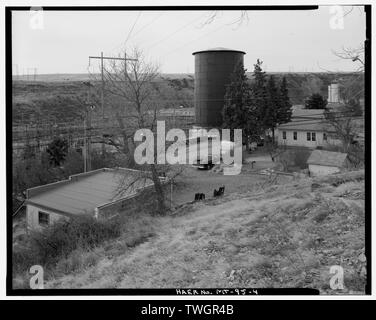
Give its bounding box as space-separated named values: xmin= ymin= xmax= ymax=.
xmin=192 ymin=47 xmax=246 ymax=55
xmin=158 ymin=107 xmax=195 ymax=116
xmin=26 ymin=168 xmax=158 ymax=216
xmin=307 ymin=150 xmax=348 ymax=167
xmin=278 ymin=109 xmax=335 ymax=132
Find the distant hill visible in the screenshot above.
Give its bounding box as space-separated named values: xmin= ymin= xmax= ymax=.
xmin=12 ymin=71 xmax=363 ymax=125
xmin=13 ymin=74 xmax=94 ymax=82
xmin=13 ymin=71 xmax=358 ymax=83
xmin=12 ymin=73 xmax=195 ymax=82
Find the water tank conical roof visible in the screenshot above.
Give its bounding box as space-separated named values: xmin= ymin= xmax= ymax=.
xmin=193 ymin=47 xmax=246 ymax=55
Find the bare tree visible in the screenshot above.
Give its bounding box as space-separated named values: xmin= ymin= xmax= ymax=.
xmin=200 ymin=10 xmax=249 ymax=28
xmin=265 ymin=139 xmax=287 ymax=163
xmin=324 ymin=105 xmax=361 ymax=154
xmin=324 ymin=108 xmax=364 ymax=167
xmin=339 ymin=74 xmax=364 ymax=105
xmin=98 ymin=47 xmax=168 ymax=214
xmin=331 ymin=42 xmax=365 ymax=108
xmin=328 ymin=41 xmax=365 ymax=162
xmin=333 ymin=44 xmax=365 ymax=71
xmin=319 ymin=41 xmax=365 ymax=74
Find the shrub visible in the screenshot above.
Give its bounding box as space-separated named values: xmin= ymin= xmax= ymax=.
xmin=13 ymin=215 xmax=122 ymax=277
xmin=83 ymin=251 xmax=101 ymax=268
xmin=54 ymin=248 xmax=102 ymax=275
xmin=277 ymin=148 xmax=311 ymax=171
xmin=13 ymin=246 xmax=39 ymax=275
xmin=55 ymin=250 xmax=83 ymax=275
xmin=313 ymin=210 xmax=330 ymax=223
xmin=46 ymin=137 xmax=69 ymax=167
xmin=33 ymin=215 xmax=121 ymax=262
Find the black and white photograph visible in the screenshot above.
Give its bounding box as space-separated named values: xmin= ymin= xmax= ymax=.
xmin=5 ymin=3 xmax=370 ymax=297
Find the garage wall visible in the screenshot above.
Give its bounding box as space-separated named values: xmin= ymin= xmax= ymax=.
xmin=308 ymin=164 xmax=340 ymax=176
xmin=26 ymin=204 xmax=68 ymax=231
xmin=97 ymin=184 xmax=171 ymax=219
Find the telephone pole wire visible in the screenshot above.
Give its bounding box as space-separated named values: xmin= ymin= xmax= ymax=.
xmin=88 ymin=52 xmax=138 ymax=156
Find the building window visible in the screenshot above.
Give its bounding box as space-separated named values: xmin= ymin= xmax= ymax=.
xmin=293 ymin=132 xmax=297 ymax=140
xmin=282 ymin=131 xmax=286 ymax=140
xmin=307 ymin=132 xmax=311 ymax=141
xmin=312 ymin=132 xmax=316 ymax=141
xmin=323 ymin=133 xmax=327 ymax=141
xmin=38 ymin=211 xmax=50 ymax=226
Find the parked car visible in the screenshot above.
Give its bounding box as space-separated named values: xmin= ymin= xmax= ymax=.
xmin=189 ymin=137 xmax=238 ymax=170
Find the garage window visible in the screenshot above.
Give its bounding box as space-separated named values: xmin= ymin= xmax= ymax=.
xmin=38 ymin=211 xmax=50 ymax=226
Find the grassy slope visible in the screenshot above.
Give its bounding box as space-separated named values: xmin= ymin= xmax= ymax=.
xmin=46 ymin=170 xmax=366 ymax=294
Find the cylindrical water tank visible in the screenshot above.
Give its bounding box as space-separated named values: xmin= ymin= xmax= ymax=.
xmin=330 ymin=83 xmax=339 ymax=103
xmin=193 ymin=48 xmax=246 ymax=127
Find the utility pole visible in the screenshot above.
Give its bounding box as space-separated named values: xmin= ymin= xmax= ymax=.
xmin=88 ymin=52 xmax=138 ymax=156
xmin=27 ymin=68 xmax=34 ymax=81
xmin=86 ymin=106 xmax=92 ymax=172
xmin=83 ymin=82 xmax=94 ymax=172
xmin=12 ymin=64 xmax=19 ymax=79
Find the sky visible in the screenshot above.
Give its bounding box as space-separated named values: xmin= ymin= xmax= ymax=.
xmin=12 ymin=6 xmax=366 ymax=75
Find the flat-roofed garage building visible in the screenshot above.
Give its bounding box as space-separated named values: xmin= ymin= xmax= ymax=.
xmin=25 ymin=168 xmax=168 ymax=231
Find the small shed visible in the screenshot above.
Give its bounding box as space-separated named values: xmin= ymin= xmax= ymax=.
xmin=307 ymin=150 xmax=349 ymax=176
xmin=25 ymin=168 xmax=168 ymax=231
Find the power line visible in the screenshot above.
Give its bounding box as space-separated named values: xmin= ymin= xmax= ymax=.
xmin=124 ymin=11 xmax=142 ymax=47
xmin=12 ymin=115 xmax=364 ymax=152
xmin=12 ymin=110 xmax=362 ymax=129
xmin=146 ymin=13 xmax=207 ymax=51
xmin=107 ymin=11 xmax=146 ymax=54
xmin=160 ymin=22 xmax=228 ymax=59
xmin=11 ymin=94 xmax=365 ymax=113
xmin=88 ymin=52 xmax=138 ymax=154
xmin=12 ymin=113 xmax=363 ymax=144
xmin=12 ymin=108 xmax=362 ymax=130
xmin=13 ymin=111 xmax=362 ymax=132
xmin=131 ymin=12 xmax=165 ymax=39
xmin=13 ymin=108 xmax=358 ymax=123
